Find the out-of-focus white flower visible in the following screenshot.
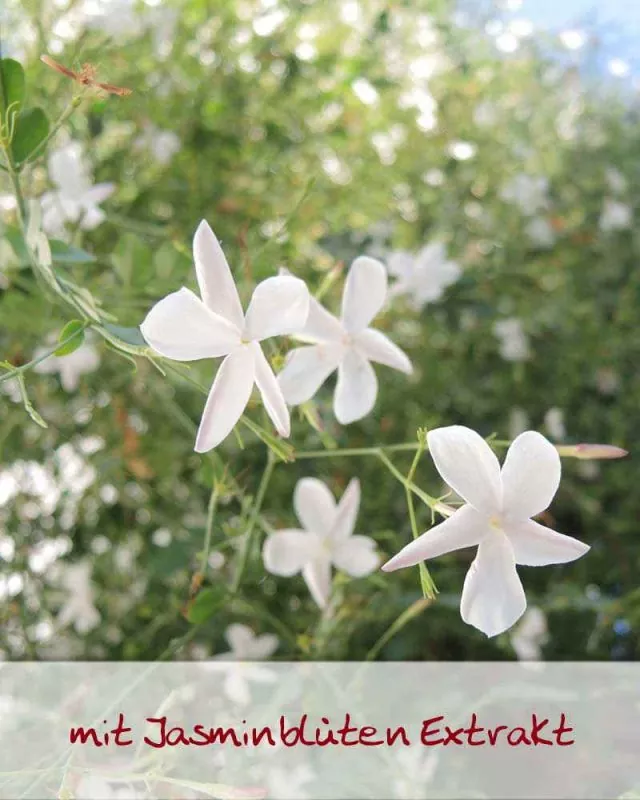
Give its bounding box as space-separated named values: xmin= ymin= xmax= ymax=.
xmin=212 ymin=624 xmax=279 ymax=706
xmin=0 ymin=377 xmax=21 ymax=403
xmin=383 ymin=426 xmax=589 ymax=636
xmin=510 ymin=606 xmax=548 ymax=660
xmin=493 ymin=318 xmax=530 ymax=362
xmin=525 ymin=217 xmax=556 ymax=248
xmin=277 ymin=257 xmax=412 ymax=424
xmin=605 ymin=168 xmax=627 ymax=195
xmin=40 ymin=143 xmax=114 ymax=238
xmin=145 ymin=6 xmax=179 ymax=59
xmin=500 ymin=174 xmax=549 ymax=216
xmin=473 ymin=101 xmax=497 ymax=127
xmin=83 ymin=0 xmax=144 ymax=40
xmin=268 ymin=765 xmax=315 ymax=800
xmin=595 ymin=367 xmax=620 ymax=395
xmin=134 ymin=124 xmax=180 ymax=166
xmin=0 ymin=3 xmax=35 ymax=61
xmin=352 ymin=78 xmax=379 ymax=105
xmin=559 ymin=29 xmax=586 ymax=50
xmin=508 ymin=407 xmax=529 ymax=439
xmin=263 ymin=478 xmax=379 ymax=608
xmin=0 ymin=194 xmax=17 ymax=215
xmin=222 ymin=623 xmax=279 ymax=660
xmin=387 ymin=243 xmax=461 ymax=309
xmin=544 ymin=408 xmax=566 ymax=440
xmin=608 ymin=58 xmax=630 ymax=78
xmin=599 ymin=199 xmax=632 ymax=232
xmin=82 ymin=0 xmax=177 ymax=56
xmin=57 ymin=561 xmax=100 ymax=634
xmin=448 ymin=140 xmax=476 ymax=161
xmin=141 ymin=220 xmax=310 ymax=452
xmin=34 ymin=339 xmax=100 ymax=392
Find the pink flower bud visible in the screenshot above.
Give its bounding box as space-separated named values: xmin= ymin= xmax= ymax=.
xmin=556 ymin=443 xmax=628 ymax=460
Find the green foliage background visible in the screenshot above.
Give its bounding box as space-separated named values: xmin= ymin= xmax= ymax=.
xmin=0 ymin=0 xmax=638 ymax=662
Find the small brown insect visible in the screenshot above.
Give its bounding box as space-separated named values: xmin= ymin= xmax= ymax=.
xmin=40 ymin=54 xmax=132 ymax=97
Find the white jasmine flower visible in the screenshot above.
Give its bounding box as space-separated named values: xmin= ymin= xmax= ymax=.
xmin=544 ymin=408 xmax=566 ymax=440
xmin=221 ymin=623 xmax=279 ymax=660
xmin=500 ymin=174 xmax=549 ymax=216
xmin=510 ymin=605 xmax=548 ymax=660
xmin=599 ymin=198 xmax=632 ymax=232
xmin=493 ymin=317 xmax=530 ymax=362
xmin=277 ymin=257 xmax=412 ymax=424
xmin=387 ymin=243 xmax=461 ymax=309
xmin=134 ymin=124 xmax=180 ymax=166
xmin=525 ymin=217 xmax=556 ymax=248
xmin=213 ymin=624 xmax=279 ymax=706
xmin=57 ymin=561 xmax=101 ymax=634
xmin=34 ymin=340 xmax=100 ymax=392
xmin=263 ymin=478 xmax=379 ymax=608
xmin=382 ymin=426 xmax=590 ymax=637
xmin=141 ymin=220 xmax=310 ymax=452
xmin=40 ymin=142 xmax=114 ymax=238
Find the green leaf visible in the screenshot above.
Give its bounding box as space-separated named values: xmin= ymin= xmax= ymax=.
xmin=3 ymin=227 xmax=95 ymax=266
xmin=55 ymin=320 xmax=85 ymax=356
xmin=50 ymin=240 xmax=96 ymax=264
xmin=187 ymin=587 xmax=227 ymax=624
xmin=103 ymin=323 xmax=147 ymax=348
xmin=11 ymin=107 xmax=49 ymax=164
xmin=112 ymin=233 xmax=153 ymax=288
xmin=4 ymin=226 xmax=28 ymax=262
xmin=0 ymin=59 xmax=25 ymax=122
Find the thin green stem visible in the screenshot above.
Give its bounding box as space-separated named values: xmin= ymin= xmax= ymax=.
xmin=199 ymin=483 xmax=219 ymax=578
xmin=232 ymin=452 xmax=276 ymax=593
xmin=18 ymin=96 xmax=83 ymax=167
xmin=376 ymin=449 xmax=440 ymax=510
xmin=295 ymin=442 xmax=421 ymax=459
xmin=404 ymin=436 xmax=437 ymax=598
xmin=365 ymin=597 xmax=432 ymax=661
xmin=252 ymin=176 xmax=316 ymax=260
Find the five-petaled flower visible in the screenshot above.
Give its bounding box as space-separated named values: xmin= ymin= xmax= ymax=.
xmin=382 ymin=426 xmax=590 ymax=637
xmin=140 ymin=220 xmax=310 ymax=452
xmin=277 ymin=257 xmax=412 ymax=424
xmin=210 ymin=624 xmax=279 ymax=706
xmin=263 ymin=477 xmax=379 ymax=608
xmin=387 ymin=243 xmax=461 ymax=310
xmin=40 ymin=142 xmax=115 ymax=238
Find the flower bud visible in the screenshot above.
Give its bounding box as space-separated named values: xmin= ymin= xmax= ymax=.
xmin=555 ymin=443 xmax=628 ymax=460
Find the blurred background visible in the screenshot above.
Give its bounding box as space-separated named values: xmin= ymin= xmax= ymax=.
xmin=0 ymin=0 xmax=638 ymax=663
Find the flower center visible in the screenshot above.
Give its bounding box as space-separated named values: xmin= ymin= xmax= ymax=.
xmin=489 ymin=514 xmax=503 ymax=532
